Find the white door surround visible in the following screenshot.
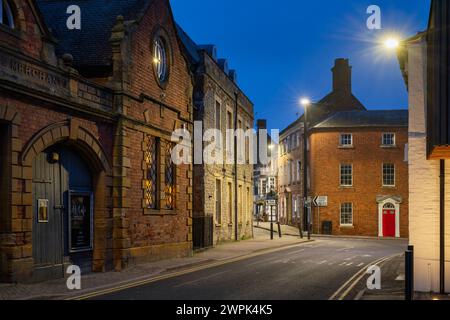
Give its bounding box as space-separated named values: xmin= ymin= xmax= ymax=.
xmin=377 ymin=196 xmax=402 ymax=238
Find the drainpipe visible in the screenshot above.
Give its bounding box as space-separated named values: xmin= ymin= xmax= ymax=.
xmin=440 ymin=159 xmax=445 ymax=294
xmin=234 ymin=92 xmax=239 ymax=242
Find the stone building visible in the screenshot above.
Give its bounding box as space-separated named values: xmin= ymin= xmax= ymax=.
xmin=177 ymin=27 xmax=254 ymax=247
xmin=0 ymin=0 xmax=194 ymax=282
xmin=254 ymin=120 xmax=278 ymax=222
xmin=309 ymin=111 xmax=409 ymax=237
xmin=398 ymin=0 xmax=450 ymax=293
xmin=278 ymin=120 xmax=303 ymax=226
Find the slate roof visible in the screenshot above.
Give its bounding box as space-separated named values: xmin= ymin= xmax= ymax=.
xmin=175 ymin=23 xmax=200 ymax=64
xmin=37 ymin=0 xmax=152 ymax=68
xmin=313 ymin=110 xmax=408 ymax=129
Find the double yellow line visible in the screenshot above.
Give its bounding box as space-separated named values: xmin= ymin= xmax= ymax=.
xmin=328 ymin=254 xmax=401 ymax=301
xmin=66 ymin=241 xmax=311 ymax=300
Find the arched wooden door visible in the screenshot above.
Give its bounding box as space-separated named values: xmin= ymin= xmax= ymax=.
xmin=32 ymin=145 xmax=93 ymax=281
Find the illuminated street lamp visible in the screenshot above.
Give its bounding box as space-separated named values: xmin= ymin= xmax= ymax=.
xmin=300 ymin=97 xmax=312 ymax=240
xmin=384 ymin=38 xmax=400 ymax=49
xmin=300 ymin=98 xmax=311 ymax=108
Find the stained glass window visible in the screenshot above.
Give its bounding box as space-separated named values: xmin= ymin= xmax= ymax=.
xmin=164 ymin=141 xmax=176 ymax=210
xmin=144 ymin=135 xmax=158 ymax=209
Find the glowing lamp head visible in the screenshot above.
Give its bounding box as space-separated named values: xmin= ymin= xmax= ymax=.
xmin=384 ymin=38 xmax=400 ymax=49
xmin=300 ymin=98 xmax=311 ymax=107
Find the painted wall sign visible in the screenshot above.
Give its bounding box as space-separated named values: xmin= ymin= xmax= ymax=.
xmin=69 ymin=191 xmax=93 ymax=253
xmin=0 ymin=52 xmax=69 ymax=91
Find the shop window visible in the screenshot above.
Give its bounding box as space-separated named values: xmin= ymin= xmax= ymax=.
xmin=144 ymin=135 xmax=158 ymax=209
xmin=164 ymin=141 xmax=176 ymax=210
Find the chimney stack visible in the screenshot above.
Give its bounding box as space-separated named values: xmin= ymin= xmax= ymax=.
xmin=332 ymin=58 xmax=352 ymax=94
xmin=257 ymin=119 xmax=267 ymax=130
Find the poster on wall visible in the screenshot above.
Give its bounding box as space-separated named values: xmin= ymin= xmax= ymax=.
xmin=37 ymin=199 xmax=49 ymax=223
xmin=69 ymin=191 xmax=93 ymax=253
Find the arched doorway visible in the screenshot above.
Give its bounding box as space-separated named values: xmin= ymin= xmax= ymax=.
xmin=32 ymin=145 xmax=94 ymax=282
xmin=382 ymin=203 xmax=396 ymax=237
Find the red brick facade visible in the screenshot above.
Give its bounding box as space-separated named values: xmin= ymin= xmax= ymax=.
xmin=0 ymin=0 xmax=194 ymax=282
xmin=309 ymin=128 xmax=409 ymax=237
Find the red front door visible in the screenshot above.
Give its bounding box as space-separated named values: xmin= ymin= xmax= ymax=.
xmin=383 ymin=209 xmax=396 ymax=237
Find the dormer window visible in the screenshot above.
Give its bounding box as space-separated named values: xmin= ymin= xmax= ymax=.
xmin=153 ymin=37 xmax=168 ymax=84
xmin=0 ymin=0 xmax=15 ymax=29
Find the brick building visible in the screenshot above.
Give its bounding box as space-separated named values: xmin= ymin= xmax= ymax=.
xmin=177 ymin=27 xmax=254 ymax=247
xmin=278 ymin=58 xmax=409 ymax=237
xmin=0 ymin=0 xmax=194 ymax=282
xmin=278 ymin=58 xmax=366 ymax=228
xmin=398 ymin=0 xmax=450 ymax=293
xmin=309 ymin=111 xmax=409 ymax=237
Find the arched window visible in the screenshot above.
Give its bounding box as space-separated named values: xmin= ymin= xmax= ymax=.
xmin=0 ymin=0 xmax=15 ymax=29
xmin=383 ymin=203 xmax=395 ymax=209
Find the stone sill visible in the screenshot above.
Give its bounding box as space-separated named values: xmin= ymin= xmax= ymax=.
xmin=338 ymin=146 xmax=354 ymax=149
xmin=340 ymin=225 xmax=355 ymax=229
xmin=143 ymin=208 xmax=178 ymax=216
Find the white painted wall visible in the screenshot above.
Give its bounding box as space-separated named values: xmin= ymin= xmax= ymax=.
xmin=407 ymin=38 xmax=450 ymax=293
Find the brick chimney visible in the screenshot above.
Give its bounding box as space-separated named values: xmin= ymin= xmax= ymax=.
xmin=332 ymin=58 xmax=352 ymax=94
xmin=257 ymin=119 xmax=267 ymax=130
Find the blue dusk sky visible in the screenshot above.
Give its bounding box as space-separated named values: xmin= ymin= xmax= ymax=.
xmin=171 ymin=0 xmax=431 ymax=131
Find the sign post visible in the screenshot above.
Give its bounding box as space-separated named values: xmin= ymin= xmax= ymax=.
xmin=313 ymin=196 xmax=328 ymax=235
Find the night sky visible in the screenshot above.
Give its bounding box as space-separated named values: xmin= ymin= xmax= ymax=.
xmin=171 ymin=0 xmax=431 ymax=131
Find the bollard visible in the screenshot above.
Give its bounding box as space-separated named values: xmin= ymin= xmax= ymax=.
xmin=405 ymin=249 xmax=414 ymax=301
xmin=277 ymin=222 xmax=282 ymax=238
xmin=270 ymin=222 xmax=274 ymax=240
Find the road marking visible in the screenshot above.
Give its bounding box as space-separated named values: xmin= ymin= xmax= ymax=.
xmin=285 ymin=249 xmax=305 ymax=256
xmin=65 ymin=241 xmax=314 ymax=300
xmin=328 ymin=254 xmax=401 ymax=301
xmin=357 ymin=263 xmax=364 ymax=267
xmin=318 ymin=260 xmax=327 ymax=265
xmin=173 ymin=271 xmax=228 ymax=288
xmin=346 ymin=262 xmax=353 ymax=266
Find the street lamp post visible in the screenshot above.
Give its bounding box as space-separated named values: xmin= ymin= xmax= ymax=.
xmin=301 ymin=98 xmax=311 ymax=241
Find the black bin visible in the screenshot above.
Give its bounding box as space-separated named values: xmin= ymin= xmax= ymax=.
xmin=322 ymin=221 xmax=332 ymax=235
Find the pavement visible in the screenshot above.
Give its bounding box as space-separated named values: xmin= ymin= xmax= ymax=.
xmin=0 ymin=228 xmax=309 ymax=300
